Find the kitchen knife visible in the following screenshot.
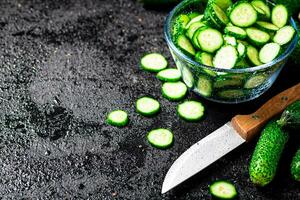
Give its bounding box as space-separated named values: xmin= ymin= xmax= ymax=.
xmin=162 ymin=83 xmax=300 ymax=194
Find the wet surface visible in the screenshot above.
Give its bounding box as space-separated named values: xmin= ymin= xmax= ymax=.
xmin=0 ymin=0 xmax=299 ymax=199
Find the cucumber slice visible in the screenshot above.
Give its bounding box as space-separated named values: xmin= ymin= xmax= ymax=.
xmin=187 ymin=12 xmax=201 ymax=20
xmin=147 ymin=128 xmax=174 ymax=149
xmin=229 ymin=2 xmax=257 ymax=28
xmin=186 ymin=22 xmax=206 ymax=40
xmin=252 ymin=4 xmax=268 ymax=20
xmin=214 ymin=77 xmax=244 ymax=89
xmin=157 ymin=68 xmax=181 ymax=82
xmin=218 ymin=89 xmax=244 ymax=99
xmin=235 ymin=58 xmax=250 ymax=68
xmin=224 ymin=26 xmax=247 ymax=39
xmin=136 ymin=97 xmax=160 ymax=117
xmin=273 ymin=25 xmax=296 ymax=46
xmin=197 ymin=28 xmax=223 ymax=53
xmin=209 ymin=180 xmax=238 ymax=200
xmin=210 ymin=3 xmax=230 ymax=26
xmin=177 ymin=101 xmax=205 ymax=121
xmin=209 ymin=0 xmax=233 ymax=11
xmin=251 ymin=0 xmax=271 ymax=19
xmin=244 ymin=74 xmax=267 ymax=89
xmin=195 ymin=52 xmax=217 ymax=77
xmin=259 ymin=43 xmax=281 ymax=64
xmin=177 ymin=35 xmax=196 ymax=56
xmin=223 ymin=35 xmax=237 ymax=47
xmin=196 ymin=75 xmax=213 ymax=97
xmin=237 ymin=42 xmax=246 ymax=58
xmin=272 ymin=4 xmax=288 ymax=28
xmin=181 ymin=65 xmax=194 ymax=88
xmin=192 ymin=26 xmax=208 ymax=49
xmin=246 ymin=27 xmax=270 ymax=46
xmin=246 ymin=45 xmax=263 ymax=66
xmin=162 ymin=81 xmax=188 ymax=101
xmin=141 ymin=53 xmax=168 ymax=72
xmin=107 ymin=110 xmax=129 ymax=127
xmin=213 ymin=45 xmax=238 ymax=69
xmin=172 ymin=14 xmax=190 ymax=38
xmin=186 ymin=15 xmax=204 ymax=29
xmin=256 ymin=21 xmax=279 ymax=32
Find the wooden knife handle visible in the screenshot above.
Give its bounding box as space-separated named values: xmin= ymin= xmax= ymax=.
xmin=231 ymin=83 xmax=300 ymax=141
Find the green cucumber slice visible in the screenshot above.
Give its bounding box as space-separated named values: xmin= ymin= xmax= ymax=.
xmin=251 ymin=0 xmax=271 ymax=19
xmin=246 ymin=27 xmax=270 ymax=46
xmin=107 ymin=110 xmax=129 ymax=127
xmin=244 ymin=74 xmax=267 ymax=89
xmin=218 ymin=89 xmax=244 ymax=99
xmin=196 ymin=75 xmax=213 ymax=97
xmin=157 ymin=68 xmax=181 ymax=82
xmin=229 ymin=2 xmax=257 ymax=27
xmin=192 ymin=26 xmax=208 ymax=49
xmin=172 ymin=14 xmax=190 ymax=38
xmin=223 ymin=35 xmax=237 ymax=47
xmin=141 ymin=53 xmax=168 ymax=72
xmin=186 ymin=22 xmax=206 ymax=40
xmin=246 ymin=45 xmax=263 ymax=66
xmin=224 ymin=26 xmax=247 ymax=39
xmin=259 ymin=43 xmax=281 ymax=64
xmin=214 ymin=77 xmax=244 ymax=89
xmin=197 ymin=28 xmax=223 ymax=53
xmin=186 ymin=15 xmax=204 ymax=29
xmin=209 ymin=180 xmax=238 ymax=200
xmin=210 ymin=3 xmax=230 ymax=26
xmin=213 ymin=45 xmax=238 ymax=69
xmin=195 ymin=52 xmax=217 ymax=77
xmin=177 ymin=101 xmax=205 ymax=121
xmin=209 ymin=0 xmax=233 ymax=11
xmin=147 ymin=128 xmax=174 ymax=149
xmin=237 ymin=42 xmax=246 ymax=58
xmin=271 ymin=4 xmax=288 ymax=28
xmin=273 ymin=25 xmax=296 ymax=46
xmin=181 ymin=65 xmax=195 ymax=88
xmin=256 ymin=21 xmax=279 ymax=32
xmin=162 ymin=81 xmax=188 ymax=101
xmin=136 ymin=97 xmax=160 ymax=117
xmin=177 ymin=35 xmax=196 ymax=56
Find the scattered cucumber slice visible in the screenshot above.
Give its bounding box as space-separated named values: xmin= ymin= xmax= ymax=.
xmin=197 ymin=27 xmax=223 ymax=53
xmin=259 ymin=43 xmax=281 ymax=64
xmin=224 ymin=26 xmax=247 ymax=39
xmin=196 ymin=75 xmax=213 ymax=97
xmin=147 ymin=128 xmax=174 ymax=149
xmin=271 ymin=4 xmax=288 ymax=28
xmin=244 ymin=74 xmax=267 ymax=89
xmin=273 ymin=25 xmax=296 ymax=46
xmin=229 ymin=2 xmax=257 ymax=27
xmin=246 ymin=27 xmax=270 ymax=46
xmin=177 ymin=101 xmax=205 ymax=121
xmin=213 ymin=45 xmax=238 ymax=69
xmin=209 ymin=180 xmax=238 ymax=200
xmin=136 ymin=97 xmax=160 ymax=117
xmin=162 ymin=81 xmax=188 ymax=101
xmin=157 ymin=68 xmax=181 ymax=82
xmin=141 ymin=53 xmax=168 ymax=72
xmin=107 ymin=110 xmax=129 ymax=127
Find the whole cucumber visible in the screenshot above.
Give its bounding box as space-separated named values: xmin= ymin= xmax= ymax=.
xmin=277 ymin=100 xmax=300 ymax=130
xmin=291 ymin=148 xmax=300 ymax=181
xmin=249 ymin=120 xmax=289 ymax=186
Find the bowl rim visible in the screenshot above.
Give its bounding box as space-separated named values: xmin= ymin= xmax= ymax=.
xmin=164 ymin=0 xmax=299 ymax=73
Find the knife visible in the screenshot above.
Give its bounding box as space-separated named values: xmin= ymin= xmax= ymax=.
xmin=162 ymin=83 xmax=300 ymax=194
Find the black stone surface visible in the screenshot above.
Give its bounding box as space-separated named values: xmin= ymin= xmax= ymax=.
xmin=0 ymin=0 xmax=299 ymax=199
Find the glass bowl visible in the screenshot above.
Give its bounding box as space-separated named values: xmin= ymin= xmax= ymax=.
xmin=164 ymin=0 xmax=298 ymax=104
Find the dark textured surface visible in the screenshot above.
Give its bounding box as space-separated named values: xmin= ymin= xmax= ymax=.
xmin=0 ymin=0 xmax=299 ymax=199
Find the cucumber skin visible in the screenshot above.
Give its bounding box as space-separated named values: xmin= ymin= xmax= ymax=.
xmin=249 ymin=120 xmax=289 ymax=187
xmin=277 ymin=100 xmax=300 ymax=130
xmin=291 ymin=148 xmax=300 ymax=181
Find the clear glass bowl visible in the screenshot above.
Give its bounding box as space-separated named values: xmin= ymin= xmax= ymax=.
xmin=164 ymin=0 xmax=298 ymax=104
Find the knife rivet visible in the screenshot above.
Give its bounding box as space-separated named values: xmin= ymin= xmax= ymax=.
xmin=281 ymin=96 xmax=288 ymax=101
xmin=252 ymin=115 xmax=260 ymax=119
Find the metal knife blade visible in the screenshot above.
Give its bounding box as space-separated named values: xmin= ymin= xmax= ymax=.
xmin=161 ymin=122 xmax=245 ymax=194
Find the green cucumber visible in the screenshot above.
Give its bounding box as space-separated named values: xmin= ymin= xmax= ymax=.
xmin=224 ymin=26 xmax=247 ymax=39
xmin=271 ymin=4 xmax=289 ymax=28
xmin=209 ymin=180 xmax=238 ymax=200
xmin=177 ymin=35 xmax=196 ymax=56
xmin=246 ymin=27 xmax=270 ymax=46
xmin=186 ymin=22 xmax=206 ymax=40
xmin=177 ymin=101 xmax=205 ymax=121
xmin=273 ymin=25 xmax=296 ymax=46
xmin=223 ymin=35 xmax=237 ymax=46
xmin=197 ymin=27 xmax=223 ymax=53
xmin=157 ymin=68 xmax=182 ymax=82
xmin=196 ymin=75 xmax=213 ymax=97
xmin=106 ymin=110 xmax=129 ymax=127
xmin=291 ymin=148 xmax=300 ymax=181
xmin=256 ymin=21 xmax=279 ymax=32
xmin=210 ymin=3 xmax=230 ymax=26
xmin=162 ymin=81 xmax=188 ymax=101
xmin=136 ymin=97 xmax=160 ymax=117
xmin=192 ymin=26 xmax=208 ymax=49
xmin=147 ymin=128 xmax=174 ymax=149
xmin=186 ymin=15 xmax=204 ymax=29
xmin=181 ymin=65 xmax=195 ymax=88
xmin=251 ymin=0 xmax=271 ymax=19
xmin=249 ymin=120 xmax=289 ymax=186
xmin=244 ymin=74 xmax=267 ymax=89
xmin=246 ymin=45 xmax=263 ymax=66
xmin=277 ymin=100 xmax=300 ymax=130
xmin=195 ymin=52 xmax=217 ymax=77
xmin=217 ymin=89 xmax=244 ymax=99
xmin=214 ymin=77 xmax=244 ymax=89
xmin=141 ymin=53 xmax=168 ymax=72
xmin=213 ymin=45 xmax=238 ymax=69
xmin=259 ymin=43 xmax=281 ymax=64
xmin=208 ymin=0 xmax=232 ymax=11
xmin=229 ymin=2 xmax=257 ymax=27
